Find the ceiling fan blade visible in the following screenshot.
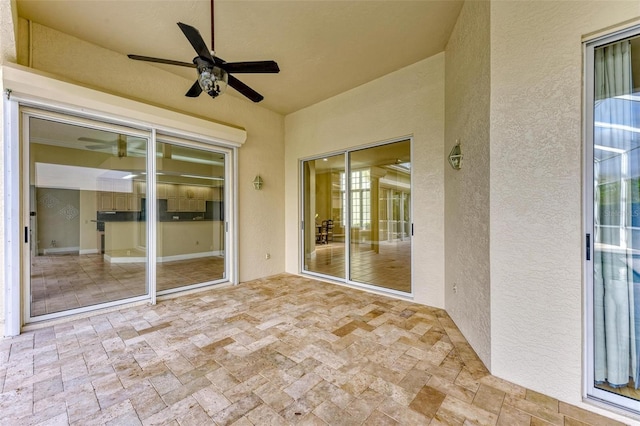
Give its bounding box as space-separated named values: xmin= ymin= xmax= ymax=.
xmin=228 ymin=75 xmax=264 ymax=103
xmin=219 ymin=60 xmax=280 ymax=74
xmin=86 ymin=144 xmax=110 ymax=150
xmin=128 ymin=54 xmax=196 ymax=68
xmin=78 ymin=137 xmax=115 ymax=143
xmin=185 ymin=80 xmax=203 ymax=97
xmin=177 ymin=22 xmax=214 ymax=63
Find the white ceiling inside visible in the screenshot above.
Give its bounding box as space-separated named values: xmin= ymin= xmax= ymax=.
xmin=16 ymin=0 xmax=464 ymax=115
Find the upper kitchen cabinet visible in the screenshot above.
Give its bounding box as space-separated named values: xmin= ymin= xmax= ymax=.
xmin=97 ymin=177 xmax=142 ymax=212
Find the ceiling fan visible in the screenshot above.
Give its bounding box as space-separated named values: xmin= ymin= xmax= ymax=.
xmin=127 ymin=0 xmax=279 ymax=102
xmin=79 ymin=135 xmax=145 ymax=158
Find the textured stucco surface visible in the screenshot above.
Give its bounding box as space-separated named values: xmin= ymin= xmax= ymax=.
xmin=18 ymin=20 xmax=286 ymax=284
xmin=444 ymin=0 xmax=491 ymax=369
xmin=490 ymin=0 xmax=639 ymax=410
xmin=0 ymin=0 xmax=16 ymax=64
xmin=285 ymin=54 xmax=445 ymax=309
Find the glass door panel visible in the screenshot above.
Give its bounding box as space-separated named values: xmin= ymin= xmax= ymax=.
xmin=302 ymin=154 xmax=346 ymax=278
xmin=591 ymin=36 xmax=640 ymax=405
xmin=156 ymin=142 xmax=226 ymax=292
xmin=27 ymin=117 xmax=148 ymax=317
xmin=348 ymin=140 xmax=411 ymax=292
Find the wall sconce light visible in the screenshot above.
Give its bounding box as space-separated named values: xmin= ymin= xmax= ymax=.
xmin=253 ymin=175 xmax=264 ymax=190
xmin=448 ymin=141 xmax=463 ymax=170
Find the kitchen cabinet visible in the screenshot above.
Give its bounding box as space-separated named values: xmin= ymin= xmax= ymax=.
xmin=99 ymin=191 xmax=140 ymax=212
xmin=135 ymin=181 xmax=147 ymax=196
xmin=167 ymin=184 xmax=207 ymax=212
xmin=156 ymin=183 xmax=166 ymax=199
xmin=97 ymin=178 xmax=142 ymax=212
xmin=100 ymin=180 xmax=213 ymax=213
xmin=98 ymin=191 xmax=114 ymax=211
xmin=114 ymin=193 xmax=128 ymax=211
xmin=167 ymin=197 xmax=178 ymax=212
xmin=166 ymin=184 xmax=178 ymax=212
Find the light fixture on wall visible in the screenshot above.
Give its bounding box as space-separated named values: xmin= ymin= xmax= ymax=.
xmin=253 ymin=175 xmax=264 ymax=190
xmin=448 ymin=141 xmax=463 ymax=170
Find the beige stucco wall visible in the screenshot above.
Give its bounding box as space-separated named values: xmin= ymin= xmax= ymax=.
xmin=285 ymin=54 xmax=445 ymax=308
xmin=19 ymin=20 xmax=285 ymax=284
xmin=444 ymin=0 xmax=491 ymax=369
xmin=0 ymin=0 xmax=16 ymax=63
xmin=490 ymin=0 xmax=640 ymax=413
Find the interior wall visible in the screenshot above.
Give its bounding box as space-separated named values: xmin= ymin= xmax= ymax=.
xmin=35 ymin=187 xmax=80 ymax=253
xmin=444 ymin=0 xmax=491 ymax=369
xmin=285 ymin=54 xmax=445 ymax=308
xmin=17 ymin=19 xmax=285 ymax=283
xmin=490 ymin=0 xmax=639 ymax=413
xmin=315 ymin=172 xmax=332 ymax=223
xmin=79 ymin=190 xmax=98 ymax=254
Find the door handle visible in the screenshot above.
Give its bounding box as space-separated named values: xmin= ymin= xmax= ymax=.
xmin=586 ymin=233 xmax=591 ymax=261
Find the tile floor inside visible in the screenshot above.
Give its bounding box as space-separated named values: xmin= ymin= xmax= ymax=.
xmin=0 ymin=274 xmax=628 ymax=425
xmin=30 ymin=253 xmax=225 ymax=316
xmin=31 ymin=239 xmax=410 ymax=318
xmin=305 ymin=241 xmax=411 ymax=293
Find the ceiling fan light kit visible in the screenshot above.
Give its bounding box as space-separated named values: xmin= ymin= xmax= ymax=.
xmin=194 ymin=58 xmax=228 ymax=98
xmin=127 ymin=0 xmax=279 ymax=103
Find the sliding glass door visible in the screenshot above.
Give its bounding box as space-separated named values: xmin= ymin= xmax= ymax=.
xmin=302 ymin=139 xmax=412 ymax=293
xmin=23 ymin=110 xmax=233 ymax=322
xmin=349 ymin=140 xmax=411 ymax=292
xmin=26 ymin=116 xmax=148 ymax=317
xmin=302 ymin=154 xmax=346 ymax=278
xmin=586 ymin=28 xmax=640 ymax=412
xmin=156 ymin=140 xmax=227 ymax=293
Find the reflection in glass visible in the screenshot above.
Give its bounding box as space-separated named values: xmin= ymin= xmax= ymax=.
xmin=592 ymin=38 xmax=640 ymax=402
xmin=156 ymin=142 xmax=226 ymax=292
xmin=349 ymin=140 xmax=411 ymax=292
xmin=28 ymin=118 xmax=148 ymax=316
xmin=302 ymin=154 xmax=346 ymax=278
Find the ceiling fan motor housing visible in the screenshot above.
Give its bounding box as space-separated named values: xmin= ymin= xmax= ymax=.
xmin=195 ymin=58 xmax=228 ymax=98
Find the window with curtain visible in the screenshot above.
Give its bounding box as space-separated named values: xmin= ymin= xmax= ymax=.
xmin=590 ymin=34 xmax=640 ymax=410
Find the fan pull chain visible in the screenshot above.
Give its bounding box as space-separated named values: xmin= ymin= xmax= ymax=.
xmin=210 ymin=0 xmax=215 ymax=53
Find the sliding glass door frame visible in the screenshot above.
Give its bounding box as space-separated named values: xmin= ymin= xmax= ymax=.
xmin=584 ymin=24 xmax=640 ymax=414
xmin=299 ymin=136 xmax=414 ymax=297
xmin=154 ymin=133 xmax=233 ymax=296
xmin=21 ymin=108 xmax=152 ymax=323
xmin=17 ymin=104 xmax=237 ymax=325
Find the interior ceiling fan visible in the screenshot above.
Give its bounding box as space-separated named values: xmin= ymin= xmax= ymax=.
xmin=127 ymin=0 xmax=279 ymax=103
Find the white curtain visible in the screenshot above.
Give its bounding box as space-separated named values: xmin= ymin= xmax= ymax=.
xmin=594 ymin=39 xmax=637 ymax=389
